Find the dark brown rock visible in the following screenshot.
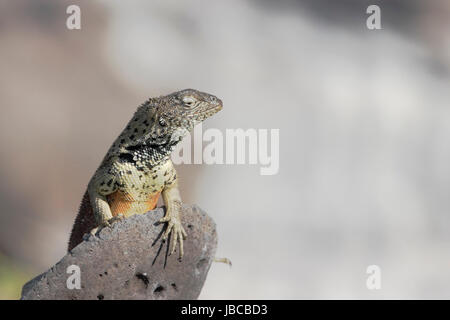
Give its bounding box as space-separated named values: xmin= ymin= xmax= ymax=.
xmin=21 ymin=204 xmax=217 ymax=300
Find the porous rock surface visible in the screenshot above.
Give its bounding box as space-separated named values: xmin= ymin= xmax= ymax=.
xmin=21 ymin=204 xmax=217 ymax=300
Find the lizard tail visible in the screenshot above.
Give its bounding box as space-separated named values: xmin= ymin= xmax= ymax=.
xmin=68 ymin=189 xmax=97 ymax=251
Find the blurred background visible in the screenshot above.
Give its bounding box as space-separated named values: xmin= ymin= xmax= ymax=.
xmin=0 ymin=0 xmax=449 ymax=299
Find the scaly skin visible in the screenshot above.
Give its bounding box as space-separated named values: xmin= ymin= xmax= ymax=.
xmin=68 ymin=89 xmax=223 ymax=259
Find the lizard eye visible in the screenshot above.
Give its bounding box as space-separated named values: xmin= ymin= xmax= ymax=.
xmin=182 ymin=96 xmax=196 ymax=107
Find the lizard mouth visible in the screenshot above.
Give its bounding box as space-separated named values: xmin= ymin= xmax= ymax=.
xmin=216 ymin=98 xmax=223 ymax=111
xmin=208 ymin=98 xmax=223 ymax=115
xmin=204 ymin=104 xmax=222 ymax=120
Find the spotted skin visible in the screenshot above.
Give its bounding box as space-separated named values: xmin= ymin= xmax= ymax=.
xmin=68 ymin=89 xmax=223 ymax=259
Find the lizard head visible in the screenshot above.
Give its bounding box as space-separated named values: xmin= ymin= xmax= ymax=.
xmin=127 ymin=89 xmax=222 ymax=149
xmin=164 ymin=88 xmax=223 ymax=135
xmin=165 ymin=89 xmax=222 ymax=145
xmin=152 ymin=89 xmax=222 ymax=146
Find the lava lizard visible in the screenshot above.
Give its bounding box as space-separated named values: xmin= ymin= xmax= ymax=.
xmin=68 ymin=89 xmax=222 ymax=259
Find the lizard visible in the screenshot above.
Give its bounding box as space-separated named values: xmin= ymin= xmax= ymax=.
xmin=68 ymin=89 xmax=223 ymax=260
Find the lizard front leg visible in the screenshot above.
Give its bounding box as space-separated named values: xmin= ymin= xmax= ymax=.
xmin=88 ymin=174 xmax=123 ymax=235
xmin=160 ymin=181 xmax=187 ymax=259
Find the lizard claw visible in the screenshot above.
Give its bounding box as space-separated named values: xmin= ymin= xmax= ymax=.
xmin=214 ymin=257 xmax=232 ymax=267
xmin=108 ymin=213 xmax=125 ymax=225
xmin=159 ymin=215 xmax=171 ymax=223
xmin=89 ymin=226 xmax=99 ymax=237
xmin=90 ymin=214 xmax=125 ymax=236
xmin=160 ymin=213 xmax=187 ymax=259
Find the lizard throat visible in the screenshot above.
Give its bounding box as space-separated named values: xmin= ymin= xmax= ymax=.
xmin=118 ymin=140 xmax=177 ymax=167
